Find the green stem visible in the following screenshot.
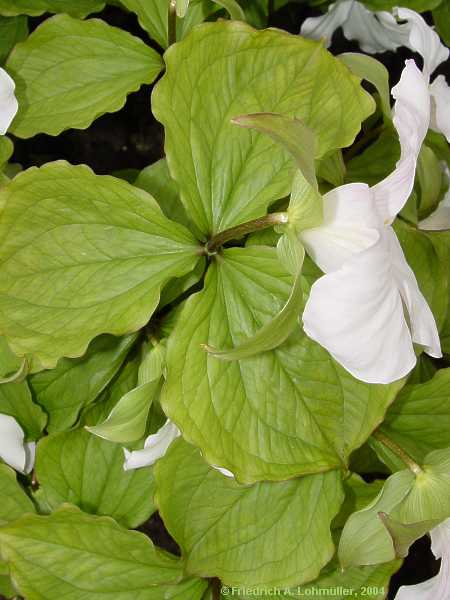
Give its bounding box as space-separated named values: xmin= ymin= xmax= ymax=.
xmin=206 ymin=212 xmax=288 ymax=254
xmin=373 ymin=430 xmax=423 ymax=476
xmin=168 ymin=0 xmax=177 ymax=46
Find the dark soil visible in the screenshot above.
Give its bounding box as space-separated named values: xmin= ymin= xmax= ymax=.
xmin=4 ymin=3 xmax=449 ymax=599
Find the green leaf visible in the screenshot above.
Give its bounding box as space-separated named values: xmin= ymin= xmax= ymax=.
xmin=0 ymin=137 xmax=13 ymax=167
xmin=161 ymin=245 xmax=403 ymax=483
xmin=0 ymin=464 xmax=35 ymax=526
xmin=317 ymin=150 xmax=346 ymax=187
xmin=0 ymin=337 xmax=23 ymax=380
xmin=0 ymin=0 xmax=105 ymax=17
xmin=338 ymin=470 xmax=415 ymax=568
xmin=35 ymin=428 xmax=156 ymax=527
xmin=0 ymin=161 xmax=200 ymax=368
xmin=212 ymin=0 xmax=245 ymax=20
xmin=30 ymin=334 xmax=137 ymax=433
xmin=381 ymin=369 xmax=450 ymax=463
xmin=0 ymin=16 xmax=27 ymax=64
xmin=204 ymin=233 xmax=305 ymax=359
xmin=339 ymin=53 xmax=391 ymax=120
xmin=345 ymin=128 xmax=399 ymax=186
xmin=153 ymin=21 xmax=374 ymax=234
xmin=361 ymin=0 xmax=442 ymax=10
xmin=433 ymin=1 xmax=450 ymax=46
xmin=378 ymin=513 xmax=439 ymax=558
xmin=155 ymin=438 xmax=343 ymax=587
xmin=417 ymin=144 xmax=443 ymax=218
xmin=0 ymin=380 xmax=46 ymax=439
xmin=6 ymin=14 xmax=163 ymax=137
xmin=0 ymin=505 xmax=187 ymax=599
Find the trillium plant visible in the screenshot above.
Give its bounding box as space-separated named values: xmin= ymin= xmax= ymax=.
xmin=0 ymin=0 xmax=449 ymax=598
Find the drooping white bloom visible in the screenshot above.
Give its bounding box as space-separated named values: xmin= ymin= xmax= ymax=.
xmin=301 ymin=60 xmax=442 ymax=384
xmin=123 ymin=418 xmax=235 ymax=477
xmin=301 ymin=4 xmax=450 ymax=142
xmin=300 ymin=0 xmax=410 ymax=53
xmin=0 ymin=68 xmax=18 ymax=135
xmin=419 ymin=164 xmax=450 ymax=231
xmin=394 ymin=518 xmax=450 ymax=600
xmin=0 ymin=414 xmax=35 ymax=474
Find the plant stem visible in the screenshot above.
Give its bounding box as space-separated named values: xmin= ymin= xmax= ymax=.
xmin=372 ymin=429 xmax=423 ymax=476
xmin=206 ymin=212 xmax=288 ymax=253
xmin=168 ymin=0 xmax=177 ymax=46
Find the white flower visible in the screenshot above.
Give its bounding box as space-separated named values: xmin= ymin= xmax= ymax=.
xmin=0 ymin=414 xmax=35 ymax=474
xmin=123 ymin=418 xmax=235 ymax=478
xmin=300 ymin=0 xmax=410 ymax=53
xmin=0 ymin=68 xmax=18 ymax=135
xmin=301 ymin=4 xmax=450 ymax=142
xmin=419 ymin=164 xmax=450 ymax=231
xmin=300 ymin=60 xmax=442 ymax=384
xmin=394 ymin=518 xmax=450 ymax=600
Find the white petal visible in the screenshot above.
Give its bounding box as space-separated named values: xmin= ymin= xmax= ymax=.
xmin=302 ymin=235 xmax=416 ymax=384
xmin=0 ymin=68 xmax=18 ymax=135
xmin=342 ymin=4 xmax=410 ymax=54
xmin=300 ymin=182 xmax=380 ymax=273
xmin=300 ymin=0 xmax=353 ymax=48
xmin=373 ymin=60 xmax=430 ymax=222
xmin=123 ymin=419 xmax=181 ymax=471
xmin=388 ymin=229 xmax=442 ymax=358
xmin=395 ymin=519 xmax=450 ymax=600
xmin=0 ymin=414 xmax=29 ymax=473
xmin=211 ymin=465 xmax=235 ymax=478
xmin=395 ymin=7 xmax=449 ymax=79
xmin=429 ymin=76 xmax=450 ymax=143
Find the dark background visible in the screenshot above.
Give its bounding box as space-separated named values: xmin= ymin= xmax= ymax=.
xmin=5 ymin=3 xmax=448 ymax=599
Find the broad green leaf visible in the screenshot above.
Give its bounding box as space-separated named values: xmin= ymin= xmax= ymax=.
xmin=0 ymin=161 xmax=200 ymax=368
xmin=30 ymin=334 xmax=137 ymax=433
xmin=0 ymin=0 xmax=105 ymax=17
xmin=338 ymin=470 xmax=415 ymax=567
xmin=0 ymin=505 xmax=187 ymax=599
xmin=317 ymin=150 xmax=345 ymax=187
xmin=0 ymin=573 xmax=13 ymax=598
xmin=362 ymin=0 xmax=442 ymax=10
xmin=417 ymin=145 xmax=443 ymax=218
xmin=433 ymin=1 xmax=450 ymax=46
xmin=35 ymin=428 xmax=156 ymax=527
xmin=339 ymin=448 xmax=450 ymax=568
xmin=155 ymin=438 xmax=343 ymax=587
xmin=204 ymin=233 xmax=305 ymax=359
xmin=339 ymin=53 xmax=391 ymax=119
xmin=212 ymin=0 xmax=245 ymax=20
xmin=0 ymin=464 xmax=35 ymax=526
xmin=231 ymin=561 xmax=400 ymax=599
xmin=394 ymin=220 xmax=448 ymax=330
xmin=0 ymin=380 xmax=46 ymax=439
xmin=161 ymin=245 xmax=403 ymax=483
xmin=153 ymin=21 xmax=374 ymax=234
xmin=345 ymin=128 xmax=399 ymax=186
xmin=0 ymin=337 xmax=23 ymax=380
xmin=333 ymin=474 xmax=384 ymax=530
xmin=6 ymin=14 xmax=163 ymax=137
xmin=0 ymin=16 xmax=27 ymax=63
xmin=381 ymin=369 xmax=450 ymax=462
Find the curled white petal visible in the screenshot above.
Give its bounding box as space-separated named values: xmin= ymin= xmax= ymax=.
xmin=0 ymin=414 xmax=34 ymax=474
xmin=373 ymin=60 xmax=430 ymax=222
xmin=300 ymin=0 xmax=353 ymax=48
xmin=388 ymin=228 xmax=441 ymax=358
xmin=395 ymin=518 xmax=450 ymax=600
xmin=300 ymin=182 xmax=380 ymax=273
xmin=303 ymin=234 xmax=417 ymax=384
xmin=342 ymin=4 xmax=409 ymax=54
xmin=123 ymin=419 xmax=180 ymax=471
xmin=0 ymin=68 xmax=18 ymax=135
xmin=395 ymin=7 xmax=449 ymax=79
xmin=212 ymin=465 xmax=235 ymax=478
xmin=419 ymin=165 xmax=450 ymax=231
xmin=429 ymin=76 xmax=450 ymax=143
